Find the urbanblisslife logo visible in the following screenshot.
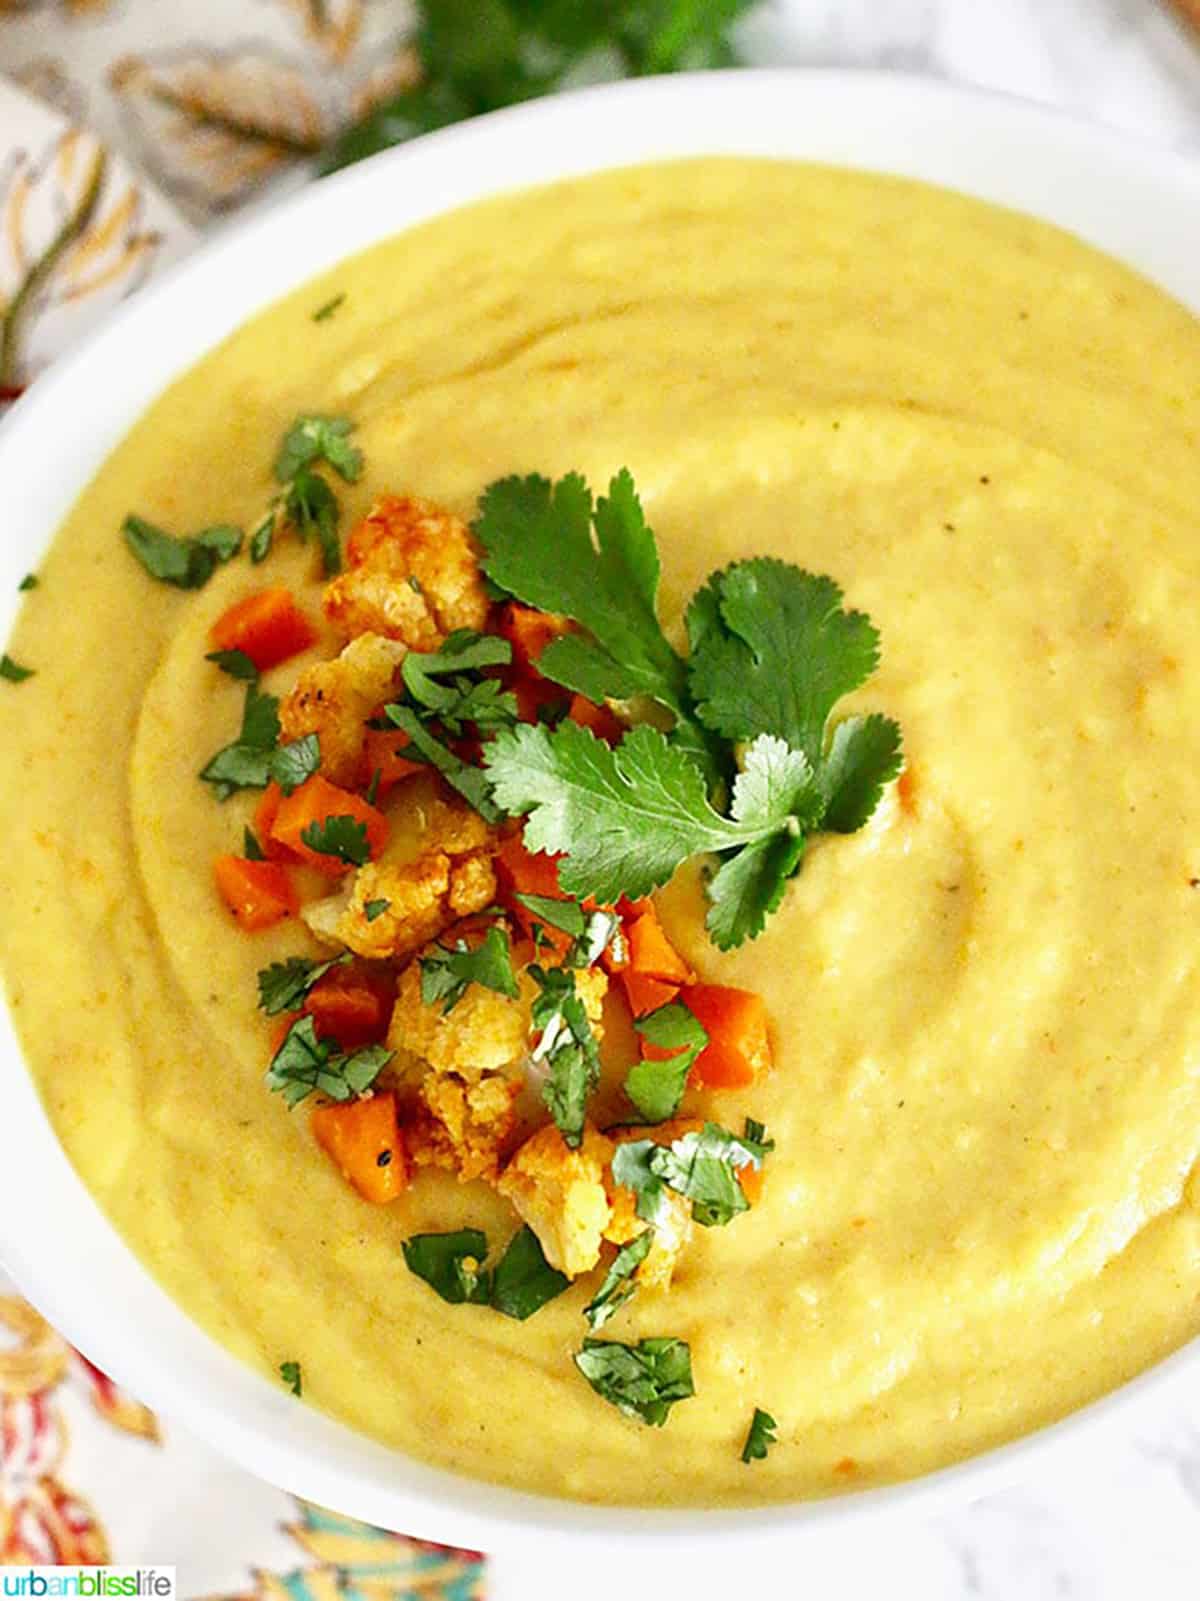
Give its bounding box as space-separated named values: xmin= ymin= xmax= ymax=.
xmin=1 ymin=1572 xmax=175 ymax=1598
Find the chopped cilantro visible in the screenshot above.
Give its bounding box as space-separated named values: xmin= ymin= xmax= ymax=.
xmin=364 ymin=768 xmax=382 ymax=807
xmin=265 ymin=1015 xmax=390 ymax=1107
xmin=397 ymin=630 xmax=517 ymax=735
xmin=300 ymin=814 xmax=370 ymax=866
xmin=249 ymin=511 xmax=275 ymax=565
xmin=490 ymin=1225 xmax=570 ymax=1320
xmin=271 ymin=733 xmax=321 ymax=795
xmin=364 ymin=897 xmax=390 ymax=922
xmin=123 ymin=514 xmax=243 ymax=589
xmin=611 ymin=1120 xmax=772 ymax=1228
xmin=514 ymin=893 xmax=584 ymax=939
xmin=256 ymin=952 xmax=351 ymax=1016
xmin=529 ymin=964 xmax=602 ymax=1148
xmin=0 ymin=653 xmax=34 ymax=683
xmin=205 ymin=648 xmax=259 ymax=682
xmin=402 ymin=1229 xmax=492 ymax=1306
xmin=243 ymin=826 xmax=266 ymax=861
xmin=484 ymin=722 xmax=823 ymax=947
xmin=583 ymin=1230 xmax=653 ymax=1330
xmin=625 ymin=1001 xmax=708 ymax=1123
xmin=274 ymin=415 xmax=363 ymax=485
xmin=285 ymin=468 xmax=342 ymax=576
xmin=384 ymin=703 xmax=503 ymax=822
xmin=514 ymin=894 xmax=621 ymax=970
xmin=199 ymin=684 xmax=281 ymax=798
xmin=741 ymin=1406 xmax=778 ymax=1463
xmin=18 ymin=573 xmax=37 ymax=591
xmin=420 ymin=924 xmax=518 ymax=1014
xmin=311 ymin=293 xmax=345 ymax=322
xmin=574 ymin=1336 xmax=694 ymax=1427
xmin=279 ymin=1360 xmax=303 ymax=1397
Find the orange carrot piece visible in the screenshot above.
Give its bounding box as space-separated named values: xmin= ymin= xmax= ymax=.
xmin=738 ymin=1164 xmax=766 ymax=1206
xmin=311 ymin=1092 xmax=408 ymax=1204
xmin=362 ymin=727 xmax=423 ymax=798
xmin=627 ymin=907 xmax=695 ymax=985
xmin=679 ymin=983 xmax=771 ymax=1089
xmin=498 ymin=602 xmax=572 ymax=672
xmin=270 ymin=774 xmax=388 ymax=876
xmin=212 ymin=855 xmax=297 ymax=930
xmin=620 ymin=971 xmax=680 ymax=1018
xmin=496 ymin=834 xmax=566 ymax=901
xmin=897 ymin=764 xmax=918 ymax=815
xmin=304 ymin=973 xmax=393 ymax=1049
xmin=567 ymin=693 xmax=624 ymax=743
xmin=210 ymin=588 xmax=317 ymax=672
xmin=252 ymin=781 xmax=301 ymax=863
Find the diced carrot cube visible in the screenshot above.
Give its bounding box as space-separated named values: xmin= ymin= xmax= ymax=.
xmin=304 ymin=972 xmax=393 ymax=1049
xmin=311 ymin=1092 xmax=408 ymax=1204
xmin=897 ymin=764 xmax=918 ymax=815
xmin=679 ymin=984 xmax=771 ymax=1089
xmin=270 ymin=774 xmax=388 ymax=876
xmin=739 ymin=1164 xmax=766 ymax=1206
xmin=566 ymin=693 xmax=624 ymax=743
xmin=253 ymin=781 xmax=300 ymax=863
xmin=212 ymin=855 xmax=298 ymax=930
xmin=498 ymin=602 xmax=572 ymax=672
xmin=496 ymin=834 xmax=566 ymax=901
xmin=620 ymin=971 xmax=680 ymax=1018
xmin=627 ymin=906 xmax=695 ymax=985
xmin=210 ymin=588 xmax=317 ymax=671
xmin=362 ymin=726 xmax=423 ymax=798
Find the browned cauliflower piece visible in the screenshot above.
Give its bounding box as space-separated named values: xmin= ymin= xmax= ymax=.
xmin=603 ymin=1120 xmax=702 ymax=1294
xmin=324 ymin=796 xmax=498 ymax=961
xmin=408 ymin=1073 xmax=522 ymax=1184
xmin=323 ymin=495 xmax=490 ymax=649
xmin=389 ymin=957 xmax=532 ymax=1079
xmin=279 ymin=631 xmax=407 ymax=786
xmin=497 ymin=1123 xmax=615 ymax=1278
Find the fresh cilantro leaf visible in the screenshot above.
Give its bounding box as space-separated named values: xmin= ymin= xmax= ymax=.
xmin=206 ymin=648 xmax=259 ymax=682
xmin=513 ymin=893 xmax=585 ymax=939
xmin=271 ymin=734 xmax=321 ymax=795
xmin=818 ymin=713 xmax=904 ymax=833
xmin=741 ymin=1406 xmax=778 ymax=1463
xmin=688 ymin=561 xmax=880 ymax=768
xmin=402 ymin=1229 xmax=492 ymax=1305
xmin=584 ymin=1230 xmax=653 ymax=1330
xmin=243 ymin=826 xmax=266 ymax=861
xmin=399 ymin=631 xmax=517 ymax=735
xmin=249 ymin=511 xmax=275 ymax=564
xmin=704 ymin=828 xmax=807 ymax=951
xmin=256 ymin=952 xmax=352 ymax=1016
xmin=419 ymin=925 xmax=519 ymax=1014
xmin=490 ymin=1225 xmax=570 ymax=1320
xmin=530 ymin=964 xmax=602 ymax=1148
xmin=625 ymin=1000 xmax=708 ymax=1123
xmin=274 ymin=415 xmax=362 ymax=485
xmin=312 ymin=293 xmax=345 ymax=322
xmin=0 ymin=654 xmax=34 ymax=683
xmin=484 ymin=721 xmax=822 ymax=915
xmin=574 ymin=1336 xmax=694 ymax=1426
xmin=279 ymin=1360 xmax=302 ymax=1397
xmin=199 ymin=685 xmax=281 ymax=798
xmin=364 ymin=897 xmax=390 ymax=922
xmin=123 ymin=514 xmax=242 ymax=589
xmin=265 ymin=1015 xmax=390 ymax=1107
xmin=385 ymin=703 xmax=503 ymax=822
xmin=18 ymin=573 xmax=37 ymax=591
xmin=300 ymin=814 xmax=370 ymax=867
xmin=514 ymin=894 xmax=620 ymax=971
xmin=612 ymin=1120 xmax=772 ymax=1228
xmin=286 ymin=468 xmax=342 ymax=576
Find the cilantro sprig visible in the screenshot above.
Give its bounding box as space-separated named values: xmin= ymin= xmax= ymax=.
xmin=266 ymin=1015 xmax=390 ymax=1107
xmin=625 ymin=1001 xmax=708 ymax=1123
xmin=530 ymin=964 xmax=603 ymax=1149
xmin=400 ymin=629 xmax=518 ymax=735
xmin=612 ymin=1119 xmax=772 ymax=1228
xmin=574 ymin=1335 xmax=695 ymax=1427
xmin=256 ymin=952 xmax=351 ymax=1016
xmin=199 ymin=681 xmax=321 ymax=800
xmin=300 ymin=814 xmax=371 ymax=867
xmin=583 ymin=1230 xmax=653 ymax=1331
xmin=254 ymin=414 xmax=362 ymax=574
xmin=403 ymin=1224 xmax=569 ymax=1320
xmin=741 ymin=1406 xmax=778 ymax=1463
xmin=123 ymin=515 xmax=242 ymax=589
xmin=419 ymin=924 xmax=519 ymax=1014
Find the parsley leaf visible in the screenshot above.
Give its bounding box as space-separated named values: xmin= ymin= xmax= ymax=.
xmin=419 ymin=925 xmax=519 ymax=1014
xmin=402 ymin=1229 xmax=492 ymax=1305
xmin=271 ymin=733 xmax=321 ymax=795
xmin=279 ymin=1360 xmax=303 ymax=1397
xmin=274 ymin=415 xmax=363 ymax=485
xmin=199 ymin=684 xmax=281 ymax=798
xmin=625 ymin=1001 xmax=708 ymax=1122
xmin=256 ymin=952 xmax=352 ymax=1016
xmin=612 ymin=1119 xmax=772 ymax=1228
xmin=384 ymin=703 xmax=503 ymax=822
xmin=265 ymin=1015 xmax=391 ymax=1107
xmin=741 ymin=1406 xmax=778 ymax=1463
xmin=484 ymin=722 xmax=823 ymax=945
xmin=574 ymin=1336 xmax=695 ymax=1427
xmin=583 ymin=1230 xmax=653 ymax=1330
xmin=0 ymin=653 xmax=34 ymax=683
xmin=123 ymin=514 xmax=243 ymax=589
xmin=300 ymin=814 xmax=370 ymax=866
xmin=490 ymin=1225 xmax=570 ymax=1320
xmin=286 ymin=468 xmax=342 ymax=576
xmin=206 ymin=648 xmax=259 ymax=682
xmin=530 ymin=964 xmax=602 ymax=1148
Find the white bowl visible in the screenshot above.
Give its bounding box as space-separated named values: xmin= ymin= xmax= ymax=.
xmin=1 ymin=68 xmax=1199 ymax=1557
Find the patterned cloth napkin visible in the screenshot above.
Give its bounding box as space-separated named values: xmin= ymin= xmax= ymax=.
xmin=0 ymin=5 xmax=485 ymax=1592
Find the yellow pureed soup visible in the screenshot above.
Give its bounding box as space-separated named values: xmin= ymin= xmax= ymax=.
xmin=4 ymin=159 xmax=1200 ymax=1507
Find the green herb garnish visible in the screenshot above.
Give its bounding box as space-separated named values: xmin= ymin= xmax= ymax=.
xmin=364 ymin=897 xmax=390 ymax=922
xmin=279 ymin=1360 xmax=303 ymax=1397
xmin=574 ymin=1335 xmax=694 ymax=1427
xmin=529 ymin=963 xmax=602 ymax=1149
xmin=625 ymin=1001 xmax=708 ymax=1123
xmin=311 ymin=293 xmax=345 ymax=323
xmin=256 ymin=952 xmax=352 ymax=1016
xmin=123 ymin=514 xmax=243 ymax=589
xmin=384 ymin=702 xmax=503 ymax=822
xmin=419 ymin=924 xmax=519 ymax=1014
xmin=583 ymin=1231 xmax=653 ymax=1331
xmin=18 ymin=573 xmax=37 ymax=591
xmin=249 ymin=511 xmax=275 ymax=565
xmin=611 ymin=1119 xmax=772 ymax=1228
xmin=275 ymin=415 xmax=363 ymax=485
xmin=0 ymin=653 xmax=34 ymax=683
xmin=206 ymin=648 xmax=259 ymax=682
xmin=741 ymin=1406 xmax=778 ymax=1463
xmin=264 ymin=414 xmax=362 ymax=576
xmin=265 ymin=1014 xmax=390 ymax=1107
xmin=199 ymin=683 xmax=281 ymax=798
xmin=271 ymin=733 xmax=321 ymax=795
xmin=489 ymin=1225 xmax=570 ymax=1320
xmin=243 ymin=826 xmax=266 ymax=861
xmin=300 ymin=814 xmax=370 ymax=867
xmin=402 ymin=1225 xmax=568 ymax=1319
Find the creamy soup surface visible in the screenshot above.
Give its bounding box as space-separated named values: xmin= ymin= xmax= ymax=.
xmin=5 ymin=159 xmax=1200 ymax=1507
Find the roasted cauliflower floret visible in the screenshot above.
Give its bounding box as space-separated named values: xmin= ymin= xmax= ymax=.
xmin=406 ymin=1072 xmax=522 ymax=1184
xmin=323 ymin=495 xmax=490 ymax=649
xmin=389 ymin=955 xmax=530 ymax=1079
xmin=279 ymin=631 xmax=406 ymax=786
xmin=603 ymin=1120 xmax=702 ymax=1294
xmin=497 ymin=1123 xmax=614 ymax=1278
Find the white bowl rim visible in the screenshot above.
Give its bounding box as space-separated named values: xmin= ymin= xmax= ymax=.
xmin=1 ymin=66 xmax=1199 ymax=1553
